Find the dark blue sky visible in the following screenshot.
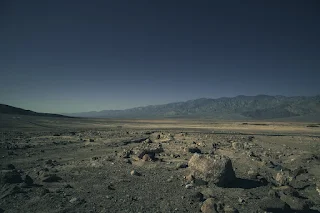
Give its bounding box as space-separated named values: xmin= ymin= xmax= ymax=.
xmin=1 ymin=1 xmax=319 ymax=113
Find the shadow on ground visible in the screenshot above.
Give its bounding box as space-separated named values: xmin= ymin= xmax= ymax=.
xmin=227 ymin=178 xmax=267 ymax=189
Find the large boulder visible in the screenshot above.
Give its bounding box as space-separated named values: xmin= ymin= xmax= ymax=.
xmin=188 ymin=154 xmax=236 ymax=187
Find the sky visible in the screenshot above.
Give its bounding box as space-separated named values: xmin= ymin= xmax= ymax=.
xmin=1 ymin=0 xmax=320 ymax=113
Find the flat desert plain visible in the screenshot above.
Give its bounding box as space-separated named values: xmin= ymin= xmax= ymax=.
xmin=1 ymin=115 xmax=320 ymax=213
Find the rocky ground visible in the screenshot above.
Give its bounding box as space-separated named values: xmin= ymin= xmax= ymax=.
xmin=1 ymin=118 xmax=320 ymax=213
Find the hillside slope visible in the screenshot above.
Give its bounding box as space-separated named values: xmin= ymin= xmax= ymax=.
xmin=0 ymin=104 xmax=69 ymax=118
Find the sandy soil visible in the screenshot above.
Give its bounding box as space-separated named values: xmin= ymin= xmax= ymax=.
xmin=0 ymin=116 xmax=320 ymax=213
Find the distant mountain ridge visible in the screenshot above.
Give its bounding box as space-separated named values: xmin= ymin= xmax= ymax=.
xmin=0 ymin=104 xmax=69 ymax=118
xmin=65 ymin=95 xmax=320 ymax=120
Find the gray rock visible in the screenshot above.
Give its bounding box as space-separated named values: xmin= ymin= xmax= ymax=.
xmin=69 ymin=197 xmax=78 ymax=203
xmin=24 ymin=174 xmax=34 ymax=185
xmin=123 ymin=159 xmax=132 ymax=164
xmin=185 ymin=183 xmax=194 ymax=189
xmin=6 ymin=164 xmax=15 ymax=170
xmin=280 ymin=194 xmax=310 ymax=211
xmin=224 ymin=206 xmax=238 ymax=213
xmin=176 ymin=162 xmax=188 ymax=169
xmin=130 ymin=170 xmax=141 ymax=176
xmin=189 ymin=192 xmax=204 ymax=202
xmin=248 ymin=136 xmax=254 ymax=141
xmin=41 ymin=173 xmax=62 ymax=182
xmin=231 ymin=142 xmax=244 ymax=150
xmin=40 ymin=188 xmax=50 ymax=196
xmin=120 ymin=149 xmax=131 ymax=158
xmin=275 ymin=170 xmax=293 ymax=186
xmin=188 ymin=147 xmax=202 ymax=154
xmin=258 ymin=197 xmax=289 ymax=212
xmin=188 ymin=154 xmax=236 ymax=187
xmin=144 ymin=138 xmax=152 ymax=143
xmin=200 ymin=198 xmax=227 ymax=213
xmin=201 ymin=188 xmax=215 ymax=199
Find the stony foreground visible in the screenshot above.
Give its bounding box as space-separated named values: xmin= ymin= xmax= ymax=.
xmin=1 ymin=124 xmax=320 ymax=213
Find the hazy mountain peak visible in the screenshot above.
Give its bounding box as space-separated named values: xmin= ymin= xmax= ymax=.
xmin=64 ymin=95 xmax=320 ymax=120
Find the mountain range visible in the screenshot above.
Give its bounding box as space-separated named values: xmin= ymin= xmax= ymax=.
xmin=0 ymin=104 xmax=69 ymax=118
xmin=64 ymin=95 xmax=320 ymax=121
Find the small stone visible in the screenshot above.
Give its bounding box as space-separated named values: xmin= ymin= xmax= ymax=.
xmin=130 ymin=170 xmax=141 ymax=176
xmin=316 ymin=182 xmax=320 ymax=196
xmin=123 ymin=159 xmax=132 ymax=164
xmin=167 ymin=176 xmax=174 ymax=182
xmin=189 ymin=192 xmax=204 ymax=202
xmin=120 ymin=149 xmax=131 ymax=158
xmin=185 ymin=173 xmax=195 ymax=182
xmin=45 ymin=159 xmax=55 ymax=166
xmin=7 ymin=164 xmax=15 ymax=170
xmin=107 ymin=184 xmax=115 ymax=190
xmin=41 ymin=188 xmax=50 ymax=196
xmin=268 ymin=189 xmax=278 ymax=198
xmin=41 ymin=173 xmax=62 ymax=182
xmin=185 ymin=183 xmax=194 ymax=189
xmin=200 ymin=188 xmax=215 ymax=199
xmin=64 ymin=184 xmax=73 ymax=188
xmin=89 ymin=139 xmax=94 ymax=142
xmin=176 ymin=162 xmax=188 ymax=169
xmin=69 ymin=197 xmax=78 ymax=204
xmin=224 ymin=205 xmax=239 ymax=213
xmin=188 ymin=147 xmax=202 ymax=154
xmin=24 ymin=175 xmax=34 ymax=185
xmin=144 ymin=139 xmax=152 ymax=143
xmin=238 ymin=197 xmax=245 ymax=204
xmin=248 ymin=136 xmax=254 ymax=141
xmin=232 ymin=142 xmax=244 ymax=150
xmin=142 ymin=154 xmax=151 ymax=162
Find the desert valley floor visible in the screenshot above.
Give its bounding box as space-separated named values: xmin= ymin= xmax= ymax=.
xmin=1 ymin=115 xmax=320 ymax=213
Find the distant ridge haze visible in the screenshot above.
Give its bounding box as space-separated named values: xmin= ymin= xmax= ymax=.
xmin=63 ymin=95 xmax=320 ymax=120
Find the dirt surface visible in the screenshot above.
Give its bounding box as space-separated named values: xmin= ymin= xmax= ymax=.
xmin=1 ymin=116 xmax=320 ymax=213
